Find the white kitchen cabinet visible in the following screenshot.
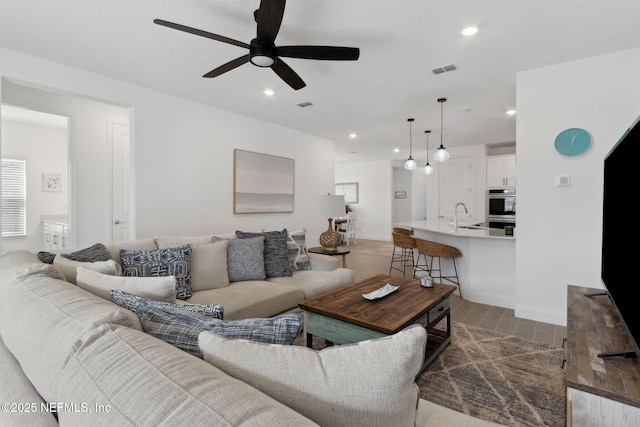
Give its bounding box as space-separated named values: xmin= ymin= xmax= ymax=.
xmin=486 ymin=155 xmax=516 ymax=188
xmin=42 ymin=216 xmax=69 ymax=251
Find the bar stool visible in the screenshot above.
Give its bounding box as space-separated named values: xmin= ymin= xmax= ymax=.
xmin=393 ymin=227 xmax=414 ymax=236
xmin=389 ymin=232 xmax=417 ymax=277
xmin=413 ymin=238 xmax=463 ymax=298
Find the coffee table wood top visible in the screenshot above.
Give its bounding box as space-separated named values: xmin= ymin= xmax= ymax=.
xmin=298 ymin=274 xmax=456 ymax=335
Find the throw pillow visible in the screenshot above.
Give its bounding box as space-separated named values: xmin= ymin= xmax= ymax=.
xmin=287 ymin=228 xmax=311 ymax=270
xmin=135 ymin=300 xmax=301 ymax=358
xmin=214 ymin=236 xmax=266 ymax=282
xmin=154 ymin=235 xmax=231 ymax=290
xmin=199 ymin=325 xmax=427 ymax=427
xmin=236 ymin=230 xmax=292 ymax=278
xmin=37 ymin=242 xmax=111 ymax=265
xmin=36 ymin=251 xmax=56 ymax=264
xmin=76 ymin=268 xmax=176 ymax=303
xmin=110 ymin=289 xmax=223 ymax=320
xmin=120 ymin=244 xmax=192 ymax=299
xmin=52 ymin=255 xmax=119 ymax=285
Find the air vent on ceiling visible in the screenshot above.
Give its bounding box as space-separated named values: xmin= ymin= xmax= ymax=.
xmin=432 ymin=64 xmax=457 ymax=75
xmin=297 ymin=102 xmax=313 ymax=108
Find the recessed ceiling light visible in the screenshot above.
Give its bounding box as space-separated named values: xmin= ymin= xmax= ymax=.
xmin=264 ymin=89 xmax=275 ymax=96
xmin=461 ymin=26 xmax=478 ymax=36
xmin=349 ymin=133 xmax=357 ymax=139
xmin=506 ymin=109 xmax=517 ymax=116
xmin=394 ymin=148 xmax=400 ymax=153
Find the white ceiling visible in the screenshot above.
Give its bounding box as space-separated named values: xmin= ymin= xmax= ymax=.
xmin=2 ymin=0 xmax=640 ymax=164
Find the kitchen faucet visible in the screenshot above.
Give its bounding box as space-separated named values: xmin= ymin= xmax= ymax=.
xmin=453 ymin=202 xmax=469 ymax=229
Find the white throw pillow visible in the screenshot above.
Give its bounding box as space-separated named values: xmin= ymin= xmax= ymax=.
xmin=189 ymin=241 xmax=230 ymax=291
xmin=76 ymin=268 xmax=176 ymax=303
xmin=198 ymin=324 xmax=426 ymax=427
xmin=53 ymin=254 xmax=119 ymax=285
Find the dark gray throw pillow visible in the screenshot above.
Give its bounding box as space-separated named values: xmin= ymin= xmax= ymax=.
xmin=120 ymin=244 xmax=192 ymax=299
xmin=236 ymin=229 xmax=292 ymax=278
xmin=213 ymin=236 xmax=266 ymax=282
xmin=110 ymin=289 xmax=224 ymax=320
xmin=37 ymin=242 xmax=111 ymax=264
xmin=134 ymin=300 xmax=302 ymax=358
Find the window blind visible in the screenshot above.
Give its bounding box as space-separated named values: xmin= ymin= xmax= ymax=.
xmin=1 ymin=159 xmax=26 ymax=237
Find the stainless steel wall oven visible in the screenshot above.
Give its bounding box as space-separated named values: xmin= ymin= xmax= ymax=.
xmin=487 ymin=189 xmax=516 ymax=229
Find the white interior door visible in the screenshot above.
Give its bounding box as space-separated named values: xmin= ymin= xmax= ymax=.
xmin=438 ymin=157 xmax=472 ymax=222
xmin=110 ymin=121 xmax=131 ymax=243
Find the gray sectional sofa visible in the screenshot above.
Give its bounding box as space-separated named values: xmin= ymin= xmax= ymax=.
xmin=0 ymin=232 xmax=502 ymax=426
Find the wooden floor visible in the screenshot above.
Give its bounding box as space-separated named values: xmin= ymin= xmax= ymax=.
xmin=340 ymin=238 xmax=567 ymax=347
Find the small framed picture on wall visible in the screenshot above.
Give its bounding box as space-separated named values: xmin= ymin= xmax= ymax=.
xmin=43 ymin=173 xmax=61 ymax=192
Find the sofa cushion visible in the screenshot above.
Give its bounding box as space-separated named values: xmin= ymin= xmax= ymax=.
xmin=287 ymin=228 xmax=311 ymax=270
xmin=57 ymin=324 xmax=318 ymax=426
xmin=222 ymin=236 xmax=266 ymax=282
xmin=0 ymin=251 xmax=141 ymax=403
xmin=120 ymin=244 xmax=192 ymax=299
xmin=154 ymin=234 xmax=215 ymax=249
xmin=111 ymin=289 xmax=224 ymax=320
xmin=53 ymin=254 xmax=120 ymax=285
xmin=0 ymin=335 xmax=58 ymax=427
xmin=184 ymin=280 xmax=304 ymax=320
xmin=268 ymin=268 xmax=356 ymax=299
xmin=199 ymin=324 xmax=427 ymax=427
xmin=236 ymin=229 xmax=292 ymax=278
xmin=37 ymin=242 xmax=112 ymax=264
xmin=135 ymin=300 xmax=301 ymax=358
xmin=155 ymin=236 xmax=230 ymax=290
xmin=76 ymin=267 xmax=176 ymax=303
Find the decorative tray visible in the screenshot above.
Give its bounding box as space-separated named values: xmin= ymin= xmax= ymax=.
xmin=362 ymin=284 xmax=399 ymax=301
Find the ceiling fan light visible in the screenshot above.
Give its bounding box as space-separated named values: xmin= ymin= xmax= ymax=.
xmin=250 ymin=55 xmax=275 ymax=67
xmin=404 ymin=157 xmax=417 ymax=170
xmin=434 ymin=146 xmax=450 ymax=162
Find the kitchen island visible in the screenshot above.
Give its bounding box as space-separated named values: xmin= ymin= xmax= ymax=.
xmin=395 ymin=220 xmax=516 ymax=309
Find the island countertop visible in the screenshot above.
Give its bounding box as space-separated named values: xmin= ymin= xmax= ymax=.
xmin=394 ymin=219 xmax=516 ymax=309
xmin=395 ymin=220 xmax=515 ymax=240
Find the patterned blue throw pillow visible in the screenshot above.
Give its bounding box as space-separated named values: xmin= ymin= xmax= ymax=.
xmin=120 ymin=244 xmax=192 ymax=299
xmin=134 ymin=300 xmax=302 ymax=358
xmin=110 ymin=289 xmax=224 ymax=320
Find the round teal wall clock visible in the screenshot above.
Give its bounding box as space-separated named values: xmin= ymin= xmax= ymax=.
xmin=554 ymin=128 xmax=592 ymax=157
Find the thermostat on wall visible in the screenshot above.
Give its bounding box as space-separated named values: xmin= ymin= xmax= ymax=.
xmin=556 ymin=175 xmax=572 ymax=187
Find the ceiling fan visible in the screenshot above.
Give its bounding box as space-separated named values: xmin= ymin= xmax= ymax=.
xmin=154 ymin=0 xmax=360 ymax=90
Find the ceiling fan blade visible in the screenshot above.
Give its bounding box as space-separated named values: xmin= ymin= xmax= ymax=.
xmin=203 ymin=55 xmax=251 ymax=78
xmin=256 ymin=0 xmax=286 ymax=42
xmin=271 ymin=59 xmax=306 ymax=90
xmin=154 ymin=19 xmax=250 ymax=49
xmin=276 ymin=45 xmax=360 ymax=61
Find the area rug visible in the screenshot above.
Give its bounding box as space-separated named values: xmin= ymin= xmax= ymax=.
xmin=417 ymin=323 xmax=565 ymax=427
xmin=294 ymin=322 xmax=565 ymax=427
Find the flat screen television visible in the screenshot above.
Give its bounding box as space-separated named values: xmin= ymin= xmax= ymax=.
xmin=600 ymin=113 xmax=640 ymax=359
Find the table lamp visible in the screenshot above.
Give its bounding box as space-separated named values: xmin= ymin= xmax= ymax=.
xmin=318 ymin=194 xmax=345 ymax=252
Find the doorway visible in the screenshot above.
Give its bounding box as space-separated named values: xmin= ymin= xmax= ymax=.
xmin=1 ymin=79 xmax=132 ymax=253
xmin=1 ymin=105 xmax=70 ymax=254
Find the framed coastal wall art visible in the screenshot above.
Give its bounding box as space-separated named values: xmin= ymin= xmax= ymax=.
xmin=335 ymin=182 xmax=359 ymax=204
xmin=234 ymin=149 xmax=294 ymax=213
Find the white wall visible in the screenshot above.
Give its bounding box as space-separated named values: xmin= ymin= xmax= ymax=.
xmin=1 ymin=119 xmax=67 ymax=252
xmin=516 ymin=47 xmax=640 ymax=325
xmin=0 ymin=47 xmax=338 ymax=252
xmin=335 ymin=160 xmax=392 ymax=241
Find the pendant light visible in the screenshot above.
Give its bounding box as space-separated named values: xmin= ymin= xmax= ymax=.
xmin=404 ymin=118 xmax=417 ymax=170
xmin=423 ymin=130 xmax=434 ymax=175
xmin=434 ymin=98 xmax=450 ymax=162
